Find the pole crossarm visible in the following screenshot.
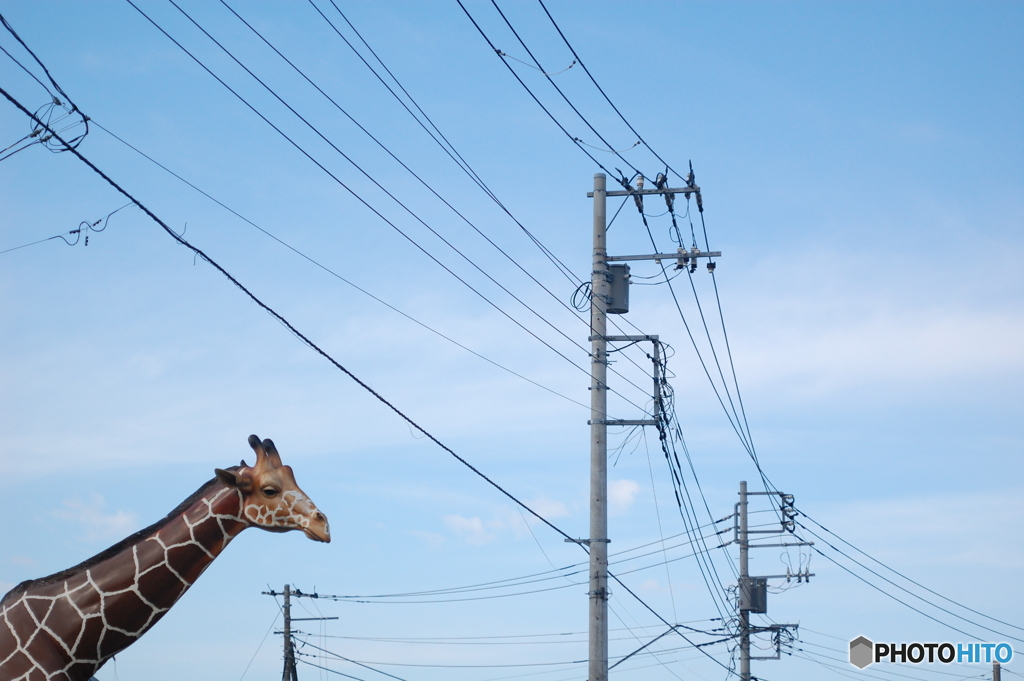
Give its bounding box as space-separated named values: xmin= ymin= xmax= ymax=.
xmin=587 ymin=186 xmax=699 ymax=197
xmin=588 ymin=419 xmax=657 ymax=426
xmin=289 ymin=617 xmax=340 ymax=621
xmin=754 ymin=573 xmax=816 ymax=580
xmin=747 ymin=542 xmax=814 ymax=549
xmin=607 ymin=248 xmax=720 ymax=263
xmin=590 ymin=334 xmax=659 ymax=342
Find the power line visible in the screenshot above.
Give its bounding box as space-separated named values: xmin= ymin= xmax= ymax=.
xmin=534 ymin=0 xmax=681 ymax=179
xmin=309 ymin=1 xmax=677 ymax=395
xmin=238 ymin=609 xmax=280 ymax=681
xmin=296 ymin=639 xmax=408 ymax=681
xmin=88 ymin=120 xmax=589 ymax=411
xmin=301 ymin=0 xmax=665 ymax=400
xmin=458 ymin=0 xmax=772 ymax=487
xmin=0 ymin=11 xmax=89 ymax=149
xmin=3 ymin=90 xmax=723 ymax=676
xmin=0 ymin=82 xmax=577 ymax=551
xmin=794 ymin=518 xmax=1023 ymax=643
xmin=3 ymin=21 xmax=760 ymax=675
xmin=458 ymin=0 xmax=776 ymax=507
xmin=0 ymin=202 xmax=133 ymax=255
xmin=454 ymin=0 xmax=611 ymax=178
xmin=797 ymin=508 xmax=1024 ymax=635
xmin=313 ymin=0 xmax=582 ymax=294
xmin=128 ymin=0 xmax=656 ymax=415
xmin=219 ymin=0 xmax=591 ymax=334
xmin=487 ymin=0 xmax=644 ymax=179
xmin=296 ymin=658 xmax=371 ymax=681
xmin=268 ymin=522 xmax=740 ymax=604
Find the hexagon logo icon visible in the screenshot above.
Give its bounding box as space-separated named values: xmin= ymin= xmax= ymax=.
xmin=850 ymin=636 xmax=874 ymax=669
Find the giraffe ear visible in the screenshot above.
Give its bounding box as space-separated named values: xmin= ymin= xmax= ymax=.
xmin=215 ymin=468 xmax=254 ymax=493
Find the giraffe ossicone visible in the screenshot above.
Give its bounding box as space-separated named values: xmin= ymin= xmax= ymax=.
xmin=0 ymin=434 xmax=329 ymax=681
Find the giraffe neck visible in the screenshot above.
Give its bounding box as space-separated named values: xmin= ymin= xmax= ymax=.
xmin=0 ymin=479 xmax=249 ymax=681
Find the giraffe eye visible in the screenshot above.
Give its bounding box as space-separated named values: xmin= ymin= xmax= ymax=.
xmin=262 ymin=487 xmax=279 ymax=498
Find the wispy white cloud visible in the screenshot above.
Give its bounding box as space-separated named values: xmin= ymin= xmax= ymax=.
xmin=527 ymin=496 xmax=570 ymax=520
xmin=736 ymin=308 xmax=1024 ymax=399
xmin=52 ymin=494 xmax=138 ymax=543
xmin=609 ymin=479 xmax=641 ymax=516
xmin=815 ymin=492 xmax=1024 ymax=571
xmin=443 ymin=514 xmax=497 ymax=546
xmin=408 ymin=529 xmax=446 ymax=547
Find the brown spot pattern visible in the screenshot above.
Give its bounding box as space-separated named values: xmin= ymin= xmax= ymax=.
xmin=0 ymin=486 xmax=245 ymax=681
xmin=1 ymin=439 xmax=328 ymax=680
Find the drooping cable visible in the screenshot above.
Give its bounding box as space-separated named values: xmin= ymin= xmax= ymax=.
xmin=311 ymin=0 xmax=581 ymax=290
xmin=220 ymin=0 xmax=590 ymax=333
xmin=125 ymin=0 xmax=654 ymax=414
xmin=487 ymin=0 xmax=644 ymax=179
xmin=0 ymin=83 xmax=578 ymax=548
xmin=141 ymin=0 xmax=659 ymax=413
xmin=308 ymin=4 xmax=672 ymax=391
xmin=797 ymin=508 xmax=1024 ymax=634
xmin=91 ymin=108 xmax=587 ymax=414
xmin=0 ymin=12 xmax=88 ymax=149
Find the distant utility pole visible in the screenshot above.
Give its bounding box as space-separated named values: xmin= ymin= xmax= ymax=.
xmin=994 ymin=661 xmax=1001 ymax=681
xmin=282 ymin=584 xmax=298 ymax=681
xmin=262 ymin=585 xmax=338 ymax=681
xmin=730 ymin=481 xmax=812 ymax=681
xmin=579 ymin=172 xmax=717 ymax=681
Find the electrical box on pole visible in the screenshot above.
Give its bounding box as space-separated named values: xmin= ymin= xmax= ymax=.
xmin=606 ymin=264 xmax=630 ymax=314
xmin=739 ymin=577 xmax=768 ymax=614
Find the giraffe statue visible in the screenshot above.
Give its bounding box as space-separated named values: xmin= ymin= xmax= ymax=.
xmin=0 ymin=434 xmax=330 ymax=681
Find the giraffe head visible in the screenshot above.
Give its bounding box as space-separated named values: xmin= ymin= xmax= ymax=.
xmin=214 ymin=435 xmax=330 ymax=543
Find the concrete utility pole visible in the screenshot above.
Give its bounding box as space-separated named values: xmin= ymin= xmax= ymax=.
xmin=282 ymin=584 xmax=299 ymax=681
xmin=739 ymin=482 xmax=751 ymax=681
xmin=260 ymin=585 xmax=338 ymax=681
xmin=582 ymin=172 xmax=715 ymax=681
xmin=732 ymin=481 xmax=812 ymax=681
xmin=589 ymin=172 xmax=610 ymax=681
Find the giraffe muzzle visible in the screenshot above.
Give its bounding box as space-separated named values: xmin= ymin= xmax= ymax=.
xmin=304 ymin=511 xmax=331 ymax=543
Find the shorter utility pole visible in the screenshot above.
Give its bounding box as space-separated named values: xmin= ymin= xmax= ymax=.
xmin=994 ymin=661 xmax=1001 ymax=681
xmin=262 ymin=585 xmax=339 ymax=681
xmin=282 ymin=584 xmax=298 ymax=681
xmin=728 ymin=481 xmax=813 ymax=681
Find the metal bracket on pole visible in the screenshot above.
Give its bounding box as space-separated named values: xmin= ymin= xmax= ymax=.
xmin=587 ymin=186 xmax=699 ymax=198
xmin=590 ymin=334 xmax=659 ymax=342
xmin=747 ymin=542 xmax=814 ymax=548
xmin=607 ymin=246 xmax=721 ymax=265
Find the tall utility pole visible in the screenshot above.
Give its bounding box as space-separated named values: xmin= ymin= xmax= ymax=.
xmin=583 ymin=173 xmax=716 ymax=681
xmin=589 ymin=172 xmax=611 ymax=681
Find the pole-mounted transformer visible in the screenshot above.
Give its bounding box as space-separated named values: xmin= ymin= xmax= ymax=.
xmin=606 ymin=264 xmax=630 ymax=314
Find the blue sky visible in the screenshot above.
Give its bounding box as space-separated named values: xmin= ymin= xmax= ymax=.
xmin=1 ymin=2 xmax=1022 ymax=680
